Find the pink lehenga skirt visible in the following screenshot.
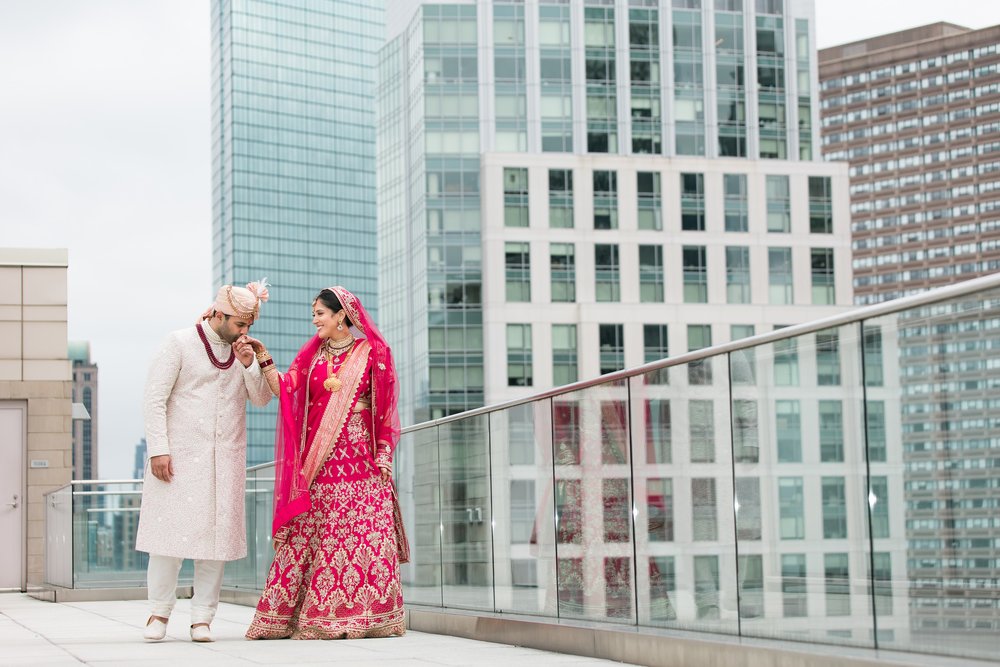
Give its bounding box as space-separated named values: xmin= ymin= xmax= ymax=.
xmin=246 ymin=412 xmax=405 ymax=640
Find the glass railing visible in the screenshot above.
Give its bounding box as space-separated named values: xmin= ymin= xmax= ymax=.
xmin=395 ymin=272 xmax=1000 ymax=663
xmin=42 ymin=272 xmax=1000 ymax=662
xmin=43 ymin=480 xmax=194 ymax=588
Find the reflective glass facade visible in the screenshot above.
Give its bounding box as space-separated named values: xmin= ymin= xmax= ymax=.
xmin=211 ymin=0 xmax=383 ymax=464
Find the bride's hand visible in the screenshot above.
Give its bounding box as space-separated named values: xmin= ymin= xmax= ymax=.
xmin=244 ymin=336 xmax=265 ymax=353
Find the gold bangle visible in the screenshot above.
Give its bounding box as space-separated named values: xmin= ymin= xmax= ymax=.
xmin=255 ymin=350 xmax=271 ymax=362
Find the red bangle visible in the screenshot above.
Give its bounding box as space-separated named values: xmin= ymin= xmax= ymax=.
xmin=259 ymin=358 xmax=274 ymax=369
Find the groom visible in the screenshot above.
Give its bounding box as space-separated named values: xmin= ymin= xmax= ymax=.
xmin=135 ymin=280 xmax=273 ymax=642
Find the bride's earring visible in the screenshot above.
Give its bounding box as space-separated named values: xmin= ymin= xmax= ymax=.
xmin=337 ymin=320 xmax=344 ymax=331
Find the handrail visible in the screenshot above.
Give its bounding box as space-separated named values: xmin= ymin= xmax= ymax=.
xmin=400 ymin=271 xmax=1000 ymax=434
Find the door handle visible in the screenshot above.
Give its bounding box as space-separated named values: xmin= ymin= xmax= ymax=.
xmin=6 ymin=494 xmax=18 ymax=509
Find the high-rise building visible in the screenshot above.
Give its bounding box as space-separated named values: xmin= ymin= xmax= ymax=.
xmin=820 ymin=23 xmax=1000 ymax=642
xmin=211 ymin=0 xmax=384 ymax=464
xmin=68 ymin=341 xmax=97 ymax=481
xmin=819 ymin=23 xmax=1000 ymax=306
xmin=379 ymin=0 xmax=853 ymax=423
xmin=132 ymin=437 xmax=146 ymax=480
xmin=375 ymin=0 xmax=910 ymax=641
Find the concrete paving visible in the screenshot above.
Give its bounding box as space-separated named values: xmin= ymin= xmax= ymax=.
xmin=0 ymin=594 xmax=637 ymax=666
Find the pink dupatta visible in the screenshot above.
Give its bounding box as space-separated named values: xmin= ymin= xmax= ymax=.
xmin=271 ymin=287 xmax=401 ymax=538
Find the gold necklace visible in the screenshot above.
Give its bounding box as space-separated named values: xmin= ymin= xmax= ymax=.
xmin=323 ymin=340 xmax=356 ymax=392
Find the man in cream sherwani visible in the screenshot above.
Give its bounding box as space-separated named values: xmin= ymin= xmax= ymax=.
xmin=136 ymin=280 xmax=273 ymax=642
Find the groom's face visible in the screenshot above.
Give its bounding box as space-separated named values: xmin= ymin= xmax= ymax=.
xmin=216 ymin=313 xmax=252 ymax=343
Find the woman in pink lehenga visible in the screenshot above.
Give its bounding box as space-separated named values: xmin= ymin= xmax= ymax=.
xmin=245 ymin=286 xmax=405 ymax=640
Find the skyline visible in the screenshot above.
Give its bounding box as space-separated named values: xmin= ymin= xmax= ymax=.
xmin=1 ymin=0 xmax=997 ymax=480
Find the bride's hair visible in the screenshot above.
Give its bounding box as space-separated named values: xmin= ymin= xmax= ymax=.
xmin=314 ymin=289 xmax=354 ymax=327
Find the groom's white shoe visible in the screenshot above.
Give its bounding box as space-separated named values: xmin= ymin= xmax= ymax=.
xmin=143 ymin=616 xmax=168 ymax=641
xmin=190 ymin=624 xmax=213 ymax=642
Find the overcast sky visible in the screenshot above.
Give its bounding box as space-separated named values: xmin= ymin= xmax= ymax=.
xmin=1 ymin=1 xmax=997 ymax=480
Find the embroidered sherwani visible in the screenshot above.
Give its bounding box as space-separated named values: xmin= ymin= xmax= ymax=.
xmin=136 ymin=321 xmax=272 ymax=561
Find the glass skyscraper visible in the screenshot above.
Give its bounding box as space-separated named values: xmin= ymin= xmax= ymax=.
xmin=211 ymin=0 xmax=383 ymax=464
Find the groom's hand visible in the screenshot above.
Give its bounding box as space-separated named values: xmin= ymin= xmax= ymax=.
xmin=150 ymin=455 xmax=174 ymax=482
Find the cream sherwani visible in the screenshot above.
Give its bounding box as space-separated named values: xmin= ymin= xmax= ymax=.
xmin=136 ymin=321 xmax=272 ymax=561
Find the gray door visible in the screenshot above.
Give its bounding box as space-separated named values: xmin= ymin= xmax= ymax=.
xmin=0 ymin=402 xmax=26 ymax=591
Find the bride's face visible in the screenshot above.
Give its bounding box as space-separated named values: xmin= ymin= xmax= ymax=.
xmin=312 ymin=301 xmax=338 ymax=339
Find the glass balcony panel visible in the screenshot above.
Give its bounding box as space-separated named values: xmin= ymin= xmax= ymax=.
xmin=553 ymin=379 xmax=634 ymax=624
xmin=439 ymin=415 xmax=493 ymax=611
xmin=72 ymin=481 xmax=179 ymax=588
xmin=631 ymin=356 xmax=738 ymax=635
xmin=44 ymin=485 xmax=72 ymax=589
xmin=489 ymin=401 xmax=557 ymax=617
xmin=862 ymin=290 xmax=1000 ymax=660
xmin=401 ymin=427 xmax=444 ymax=606
xmin=730 ymin=326 xmax=873 ymax=647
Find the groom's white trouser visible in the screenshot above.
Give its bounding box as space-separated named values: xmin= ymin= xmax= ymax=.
xmin=147 ymin=554 xmax=225 ymax=625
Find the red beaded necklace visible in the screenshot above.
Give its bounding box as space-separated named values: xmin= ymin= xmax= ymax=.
xmin=196 ymin=324 xmax=236 ymax=370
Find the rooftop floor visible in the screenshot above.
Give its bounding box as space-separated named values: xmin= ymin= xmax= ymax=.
xmin=0 ymin=594 xmax=636 ymax=666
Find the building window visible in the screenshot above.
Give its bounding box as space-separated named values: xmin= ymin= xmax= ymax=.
xmin=693 ymin=555 xmax=720 ymax=619
xmin=505 ymin=242 xmax=531 ymax=302
xmin=811 ymin=248 xmax=835 ymax=304
xmin=593 ymin=170 xmax=618 ymax=229
xmin=773 ymin=332 xmax=799 ymax=386
xmin=599 ymin=323 xmax=624 ymax=374
xmin=673 ymin=4 xmax=706 ymax=156
xmin=822 ymin=477 xmax=847 ymax=539
xmin=739 ymin=554 xmax=764 ymax=618
xmin=507 ymin=323 xmax=532 ymax=386
xmin=555 ymin=482 xmax=582 ymax=544
xmin=549 ymin=169 xmax=574 ymax=228
xmin=646 ymin=479 xmax=673 ymax=542
xmin=689 ymin=400 xmax=715 ymax=463
xmin=540 ymin=5 xmax=573 ymax=151
xmin=683 ymin=245 xmax=708 ymax=303
xmin=870 ymin=476 xmax=889 ymax=538
xmin=595 ymin=243 xmax=621 ymax=302
xmin=730 ymin=324 xmax=756 ymax=385
xmin=808 ymin=176 xmax=832 ymax=233
xmin=816 ymin=329 xmax=840 ymax=385
xmin=775 ymin=399 xmax=801 ymax=462
xmin=779 ymin=477 xmax=805 ymax=539
xmin=723 ymin=173 xmax=748 ymax=231
xmin=687 ymin=324 xmax=712 ymax=385
xmin=553 ymin=401 xmax=581 ymax=463
xmin=643 ymin=324 xmax=669 ymax=385
xmin=681 ymin=173 xmax=705 ymax=230
xmin=504 ymin=168 xmax=529 ymax=227
xmin=603 ymin=478 xmax=630 ymax=542
xmin=766 ymin=175 xmax=790 ymax=232
xmin=768 ymin=247 xmax=793 ymax=304
xmin=495 ymin=4 xmax=527 ymax=151
xmin=639 ymin=245 xmax=664 ymax=302
xmin=873 ymin=552 xmax=893 ymax=615
xmin=735 ymin=476 xmax=761 ymax=540
xmin=637 ymin=171 xmax=662 ymax=230
xmin=585 ymin=6 xmax=617 ymax=152
xmin=733 ymin=399 xmax=759 ymax=462
xmin=511 ymin=559 xmax=537 ymax=587
xmin=782 ymin=554 xmax=807 ymax=617
xmin=818 ymin=400 xmax=843 ymax=462
xmin=649 ymin=556 xmax=677 ymax=621
xmin=867 ymin=400 xmax=886 ymax=462
xmin=796 ymin=20 xmax=813 ymax=160
xmin=824 ymin=553 xmax=850 ymax=616
xmin=630 ymin=8 xmax=662 ymax=153
xmin=863 ymin=325 xmax=884 ymax=387
xmin=510 ymin=480 xmax=535 ymax=543
xmin=606 ymin=556 xmax=633 ymax=618
xmin=725 ymin=246 xmax=750 ymax=303
xmin=645 ymin=399 xmax=671 ymax=463
xmin=552 ymin=324 xmax=578 ymax=385
xmin=692 ymin=478 xmax=717 ymax=541
xmin=550 ymin=243 xmax=575 ymax=302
